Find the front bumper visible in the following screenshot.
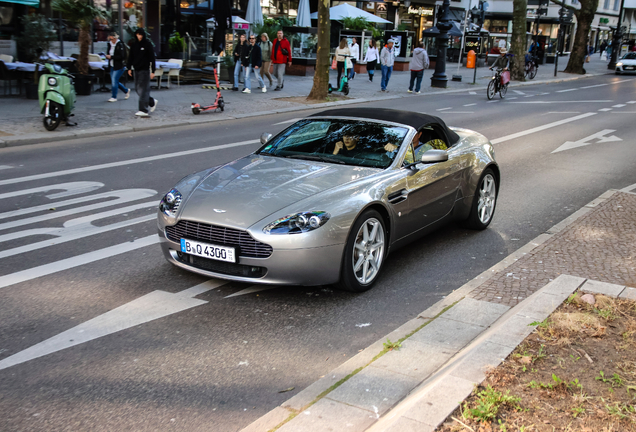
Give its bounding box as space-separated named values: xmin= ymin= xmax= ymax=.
xmin=616 ymin=65 xmax=636 ymax=73
xmin=159 ymin=229 xmax=345 ymax=286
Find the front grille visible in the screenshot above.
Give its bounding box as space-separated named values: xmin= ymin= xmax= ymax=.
xmin=177 ymin=252 xmax=267 ymax=278
xmin=165 ymin=220 xmax=273 ymax=258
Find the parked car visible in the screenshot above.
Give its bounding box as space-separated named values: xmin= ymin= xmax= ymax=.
xmin=615 ymin=52 xmax=636 ymax=74
xmin=157 ymin=108 xmax=500 ymax=292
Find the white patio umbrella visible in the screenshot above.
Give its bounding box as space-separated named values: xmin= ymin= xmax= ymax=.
xmin=245 ymin=0 xmax=264 ymax=26
xmin=310 ymin=3 xmax=391 ymax=24
xmin=296 ymin=0 xmax=312 ymax=27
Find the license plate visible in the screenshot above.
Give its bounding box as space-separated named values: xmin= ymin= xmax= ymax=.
xmin=625 ymin=66 xmax=634 ymax=70
xmin=180 ymin=238 xmax=236 ymax=263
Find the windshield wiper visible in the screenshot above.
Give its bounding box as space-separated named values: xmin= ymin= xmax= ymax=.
xmin=284 ymin=154 xmax=345 ymax=164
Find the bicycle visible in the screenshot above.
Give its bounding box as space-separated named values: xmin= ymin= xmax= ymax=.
xmin=486 ymin=68 xmax=508 ymax=100
xmin=524 ymin=54 xmax=538 ymax=79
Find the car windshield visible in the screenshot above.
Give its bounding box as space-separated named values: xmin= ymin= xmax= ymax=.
xmin=256 ymin=119 xmax=409 ymax=168
xmin=622 ymin=53 xmax=636 ymax=60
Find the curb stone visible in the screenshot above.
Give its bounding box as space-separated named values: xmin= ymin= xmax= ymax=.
xmin=0 ymin=71 xmax=610 ymax=149
xmin=239 ymin=189 xmax=621 ymax=432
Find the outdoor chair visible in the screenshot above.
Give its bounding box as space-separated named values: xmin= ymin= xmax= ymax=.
xmin=166 ymin=58 xmax=183 ymax=87
xmin=0 ymin=60 xmax=21 ymax=96
xmin=153 ymin=67 xmax=164 ymax=89
xmin=0 ymin=54 xmax=14 ymax=63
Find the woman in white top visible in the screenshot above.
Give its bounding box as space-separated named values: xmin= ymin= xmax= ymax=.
xmin=363 ymin=38 xmax=379 ymax=82
xmin=335 ymin=37 xmax=352 ymax=87
xmin=348 ymin=37 xmax=359 ymax=80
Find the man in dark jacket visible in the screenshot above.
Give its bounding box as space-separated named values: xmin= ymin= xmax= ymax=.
xmin=271 ymin=30 xmax=292 ymax=91
xmin=106 ymin=32 xmax=130 ymax=102
xmin=241 ymin=34 xmax=266 ymax=93
xmin=127 ymin=28 xmax=157 ymax=117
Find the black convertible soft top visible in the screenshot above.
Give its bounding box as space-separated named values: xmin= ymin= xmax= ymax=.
xmin=311 ymin=108 xmax=460 ymax=145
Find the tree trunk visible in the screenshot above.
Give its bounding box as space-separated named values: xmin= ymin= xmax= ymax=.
xmin=307 ymin=0 xmax=330 ymax=100
xmin=511 ymin=0 xmax=527 ymax=81
xmin=78 ymin=25 xmax=90 ymax=75
xmin=563 ymin=0 xmax=598 ymax=74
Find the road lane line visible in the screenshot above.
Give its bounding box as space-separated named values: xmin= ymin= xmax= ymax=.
xmin=273 ymin=118 xmax=302 ymax=125
xmin=611 ymin=111 xmax=636 ymax=113
xmin=436 ymin=107 xmax=452 ymax=111
xmin=0 ymin=139 xmax=260 ymax=187
xmin=490 ymin=112 xmax=597 ymax=145
xmin=547 ymin=112 xmax=581 ymax=114
xmin=0 ymin=166 xmax=13 ymax=170
xmin=0 ymin=279 xmax=226 ymax=370
xmin=0 ymin=235 xmax=159 ymax=290
xmin=581 ymin=84 xmax=608 ymax=89
xmin=437 ymin=111 xmax=475 ymax=114
xmin=512 ymin=90 xmax=525 ymax=95
xmin=612 ymin=104 xmax=627 ymax=108
xmin=598 ymin=108 xmax=613 ymax=112
xmin=556 ymin=88 xmax=578 ymax=93
xmin=463 ymin=103 xmax=477 ymax=107
xmin=0 ymin=182 xmax=104 ymax=200
xmin=508 ymin=100 xmax=612 ymax=104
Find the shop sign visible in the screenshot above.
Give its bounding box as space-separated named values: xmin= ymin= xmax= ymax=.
xmin=599 ymin=17 xmax=609 ymax=24
xmin=464 ymin=36 xmax=482 ymax=54
xmin=407 ymin=6 xmax=433 ymax=16
xmin=233 ymin=23 xmax=249 ymax=30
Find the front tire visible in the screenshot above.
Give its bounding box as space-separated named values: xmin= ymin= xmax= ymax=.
xmin=486 ymin=80 xmax=496 ymax=100
xmin=192 ymin=107 xmax=201 ymax=114
xmin=528 ymin=65 xmax=537 ymax=79
xmin=337 ymin=209 xmax=386 ymax=292
xmin=43 ymin=102 xmax=62 ymax=131
xmin=328 ymin=83 xmax=333 ymax=94
xmin=499 ymin=83 xmax=508 ymax=98
xmin=343 ymin=84 xmax=349 ymax=96
xmin=464 ymin=168 xmax=498 ymax=230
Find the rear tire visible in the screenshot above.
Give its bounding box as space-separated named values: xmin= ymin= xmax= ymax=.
xmin=486 ymin=80 xmax=496 ymax=100
xmin=192 ymin=107 xmax=201 ymax=114
xmin=219 ymin=99 xmax=225 ymax=112
xmin=499 ymin=83 xmax=508 ymax=98
xmin=343 ymin=84 xmax=349 ymax=96
xmin=528 ymin=65 xmax=537 ymax=79
xmin=337 ymin=209 xmax=386 ymax=292
xmin=464 ymin=168 xmax=498 ymax=230
xmin=43 ymin=102 xmax=62 ymax=131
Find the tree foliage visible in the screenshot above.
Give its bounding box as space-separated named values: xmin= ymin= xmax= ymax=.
xmin=251 ymin=16 xmax=295 ymax=42
xmin=341 ymin=17 xmax=383 ymax=40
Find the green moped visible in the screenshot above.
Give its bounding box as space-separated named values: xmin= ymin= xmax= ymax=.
xmin=39 ymin=63 xmax=77 ymax=131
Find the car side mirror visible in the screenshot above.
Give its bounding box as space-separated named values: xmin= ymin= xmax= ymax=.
xmin=420 ymin=149 xmax=448 ymax=163
xmin=261 ymin=133 xmax=272 ymax=145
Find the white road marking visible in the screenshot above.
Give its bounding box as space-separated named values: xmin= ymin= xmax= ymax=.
xmin=552 ymin=130 xmax=621 ymax=153
xmin=463 ymin=103 xmax=477 ymax=107
xmin=556 ymin=88 xmax=578 ymax=93
xmin=0 ymin=166 xmax=13 ymax=170
xmin=508 ymin=100 xmax=612 ymax=104
xmin=621 ymin=182 xmax=636 ymax=193
xmin=0 ymin=139 xmax=259 ymax=187
xmin=273 ymin=118 xmax=302 ymax=125
xmin=547 ymin=112 xmax=581 ymax=114
xmin=491 ymin=112 xmax=597 ymax=145
xmin=628 ymin=101 xmax=636 ymax=104
xmin=224 ymin=286 xmax=278 ymax=298
xmin=598 ymin=108 xmax=613 ymax=112
xmin=437 ymin=111 xmax=475 ymax=114
xmin=436 ymin=107 xmax=452 ymax=111
xmin=612 ymin=104 xmax=627 ymax=108
xmin=0 ymin=203 xmax=156 ymax=259
xmin=0 ymin=279 xmax=226 ymax=370
xmin=487 ymin=100 xmax=499 ymax=103
xmin=611 ymin=111 xmax=636 ymax=113
xmin=0 ymin=189 xmax=156 ymax=231
xmin=512 ymin=90 xmax=525 ymax=95
xmin=0 ymin=181 xmax=104 ymax=200
xmin=507 ymin=97 xmax=518 ymax=100
xmin=0 ymin=235 xmax=159 ymax=290
xmin=612 ymin=79 xmax=634 ymax=83
xmin=537 ymin=92 xmax=550 ymax=95
xmin=469 ymin=91 xmax=477 ymax=95
xmin=581 ymin=83 xmax=608 ymax=89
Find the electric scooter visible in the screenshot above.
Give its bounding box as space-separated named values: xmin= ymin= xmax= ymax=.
xmin=39 ymin=63 xmax=77 ymax=131
xmin=328 ymin=55 xmax=353 ymax=96
xmin=192 ymin=61 xmax=225 ymax=114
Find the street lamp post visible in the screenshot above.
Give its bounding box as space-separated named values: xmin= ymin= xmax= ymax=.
xmin=430 ymin=0 xmax=453 ymax=88
xmin=608 ymin=0 xmax=626 ymax=69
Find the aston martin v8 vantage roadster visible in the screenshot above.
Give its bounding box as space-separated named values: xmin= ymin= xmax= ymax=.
xmin=158 ymin=108 xmax=500 ymax=292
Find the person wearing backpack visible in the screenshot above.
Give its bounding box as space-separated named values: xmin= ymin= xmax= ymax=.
xmin=106 ymin=32 xmax=131 ymax=102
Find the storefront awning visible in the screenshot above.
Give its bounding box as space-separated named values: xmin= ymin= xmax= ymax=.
xmin=1 ymin=0 xmax=40 ymax=6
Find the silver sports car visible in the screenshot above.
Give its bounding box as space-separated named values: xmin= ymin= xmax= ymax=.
xmin=158 ymin=108 xmax=499 ymax=292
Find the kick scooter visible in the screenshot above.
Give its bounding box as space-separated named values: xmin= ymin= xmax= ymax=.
xmin=192 ymin=61 xmax=225 ymax=114
xmin=328 ymin=55 xmax=353 ymax=96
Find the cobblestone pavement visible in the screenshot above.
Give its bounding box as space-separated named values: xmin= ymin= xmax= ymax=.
xmin=470 ymin=190 xmax=636 ymax=307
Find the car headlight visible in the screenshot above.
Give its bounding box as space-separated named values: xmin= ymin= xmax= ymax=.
xmin=263 ymin=211 xmax=330 ymax=234
xmin=48 ymin=77 xmax=57 ymax=86
xmin=617 ymin=62 xmax=623 ymax=67
xmin=159 ymin=188 xmax=182 ymax=218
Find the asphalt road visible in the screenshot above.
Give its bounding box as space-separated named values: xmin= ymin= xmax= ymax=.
xmin=1 ymin=75 xmax=635 ymax=432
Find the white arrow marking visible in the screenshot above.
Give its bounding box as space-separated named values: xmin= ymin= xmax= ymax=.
xmin=224 ymin=285 xmax=279 ymax=298
xmin=0 ymin=279 xmax=226 ymax=370
xmin=552 ymin=129 xmax=622 ymax=153
xmin=468 ymin=91 xmax=476 ymax=95
xmin=512 ymin=90 xmax=525 ymax=95
xmin=273 ymin=118 xmax=302 ymax=125
xmin=0 ymin=234 xmax=160 ymax=290
xmin=0 ymin=182 xmax=104 ymax=200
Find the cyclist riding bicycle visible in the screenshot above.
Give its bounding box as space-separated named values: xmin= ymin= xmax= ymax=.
xmin=490 ymin=48 xmax=510 ymax=71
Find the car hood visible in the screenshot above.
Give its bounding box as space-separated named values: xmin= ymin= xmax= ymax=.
xmin=179 ymin=155 xmax=380 ymax=229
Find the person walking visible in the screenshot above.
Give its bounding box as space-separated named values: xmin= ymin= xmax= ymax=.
xmin=335 ymin=37 xmax=351 ymax=88
xmin=271 ymin=30 xmax=292 ymax=91
xmin=242 ymin=34 xmax=266 ymax=93
xmin=233 ymin=33 xmax=248 ymax=91
xmin=348 ymin=37 xmax=359 ymax=80
xmin=363 ymin=38 xmax=379 ymax=82
xmin=599 ymin=40 xmax=608 ymax=57
xmin=380 ymin=39 xmax=395 ymax=92
xmin=106 ymin=32 xmax=130 ymax=102
xmin=259 ymin=33 xmax=273 ymax=88
xmin=126 ymin=28 xmax=157 ymax=117
xmin=407 ymin=42 xmax=429 ymax=94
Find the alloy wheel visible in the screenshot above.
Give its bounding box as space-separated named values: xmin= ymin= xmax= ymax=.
xmin=477 ymin=173 xmax=497 ymax=224
xmin=352 ymin=218 xmax=385 ymax=285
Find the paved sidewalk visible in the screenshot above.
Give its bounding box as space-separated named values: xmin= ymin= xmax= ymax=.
xmin=0 ymin=54 xmax=615 ymax=147
xmin=240 ymin=183 xmax=636 ymax=432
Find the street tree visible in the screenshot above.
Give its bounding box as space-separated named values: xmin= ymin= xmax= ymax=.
xmin=510 ymin=0 xmax=527 ymax=81
xmin=307 ymin=0 xmax=330 ymax=100
xmin=550 ymin=0 xmax=599 ymax=74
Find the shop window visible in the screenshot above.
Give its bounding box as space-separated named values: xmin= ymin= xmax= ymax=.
xmin=604 ymin=0 xmax=610 ymax=9
xmin=614 ymin=0 xmax=619 ymax=10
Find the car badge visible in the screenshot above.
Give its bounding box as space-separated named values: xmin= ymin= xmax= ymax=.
xmin=213 ymin=209 xmax=226 ymax=213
